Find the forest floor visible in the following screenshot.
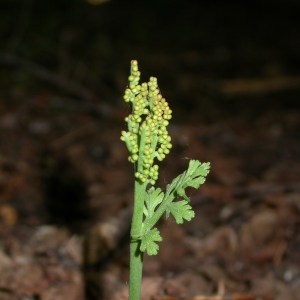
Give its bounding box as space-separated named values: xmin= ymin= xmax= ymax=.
xmin=0 ymin=1 xmax=300 ymax=300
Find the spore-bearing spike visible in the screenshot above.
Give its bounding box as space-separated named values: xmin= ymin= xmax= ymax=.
xmin=120 ymin=61 xmax=172 ymax=185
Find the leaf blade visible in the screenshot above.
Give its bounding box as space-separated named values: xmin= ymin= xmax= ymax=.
xmin=166 ymin=200 xmax=195 ymax=224
xmin=140 ymin=228 xmax=162 ymax=256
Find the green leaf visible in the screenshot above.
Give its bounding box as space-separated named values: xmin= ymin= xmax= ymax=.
xmin=140 ymin=228 xmax=162 ymax=256
xmin=141 ymin=160 xmax=210 ymax=234
xmin=166 ymin=160 xmax=210 ymax=201
xmin=181 ymin=160 xmax=210 ymax=190
xmin=176 ymin=187 xmax=189 ymax=202
xmin=166 ymin=200 xmax=195 ymax=224
xmin=144 ymin=187 xmax=164 ymax=218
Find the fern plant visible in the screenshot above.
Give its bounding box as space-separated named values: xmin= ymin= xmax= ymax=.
xmin=121 ymin=60 xmax=210 ymax=300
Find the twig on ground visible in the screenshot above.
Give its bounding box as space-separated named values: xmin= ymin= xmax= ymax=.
xmin=232 ymin=182 xmax=300 ymax=197
xmin=220 ymin=77 xmax=300 ymax=96
xmin=50 ymin=122 xmax=99 ymax=151
xmin=0 ymin=52 xmax=127 ymax=120
xmin=0 ymin=51 xmax=96 ymax=100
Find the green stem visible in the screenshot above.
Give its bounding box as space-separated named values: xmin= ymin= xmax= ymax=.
xmin=143 ymin=192 xmax=175 ymax=232
xmin=129 ymin=179 xmax=146 ymax=300
xmin=137 ymin=125 xmax=147 ymax=173
xmin=129 ymin=239 xmax=143 ymax=300
xmin=131 ymin=180 xmax=146 ymax=238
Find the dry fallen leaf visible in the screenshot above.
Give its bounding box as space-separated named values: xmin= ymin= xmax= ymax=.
xmin=0 ymin=204 xmax=17 ymax=226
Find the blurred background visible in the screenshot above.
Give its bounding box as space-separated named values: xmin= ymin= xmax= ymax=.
xmin=2 ymin=0 xmax=300 ymax=116
xmin=0 ymin=0 xmax=300 ymax=299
